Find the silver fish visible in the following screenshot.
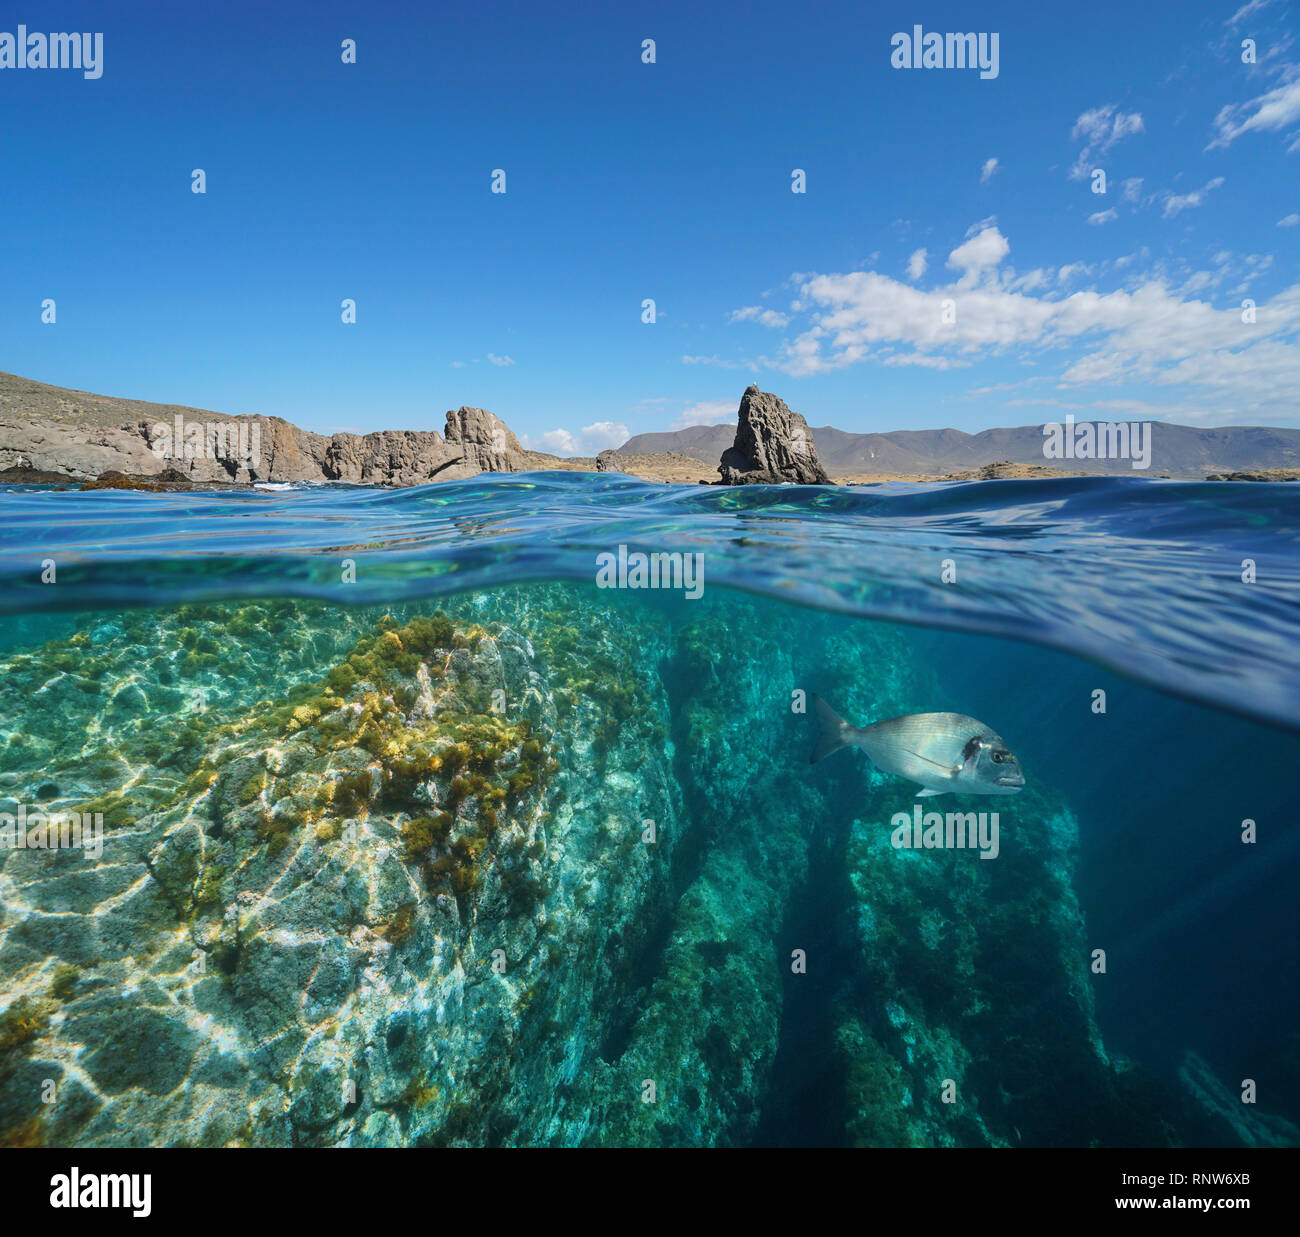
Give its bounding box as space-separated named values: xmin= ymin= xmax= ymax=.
xmin=810 ymin=695 xmax=1025 ymax=797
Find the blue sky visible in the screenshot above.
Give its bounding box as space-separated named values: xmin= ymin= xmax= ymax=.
xmin=1 ymin=0 xmax=1297 ymax=450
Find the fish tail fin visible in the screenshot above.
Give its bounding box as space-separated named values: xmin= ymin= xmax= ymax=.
xmin=810 ymin=694 xmax=853 ymax=763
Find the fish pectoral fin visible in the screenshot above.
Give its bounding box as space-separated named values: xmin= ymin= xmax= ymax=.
xmin=914 ymin=787 xmax=944 ymax=798
xmin=903 ymin=749 xmax=961 ymax=776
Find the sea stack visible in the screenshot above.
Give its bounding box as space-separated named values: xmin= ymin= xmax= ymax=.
xmin=444 ymin=406 xmax=525 ymax=474
xmin=717 ymin=385 xmax=831 ymax=485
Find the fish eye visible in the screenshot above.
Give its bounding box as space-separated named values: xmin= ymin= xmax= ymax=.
xmin=991 ymin=750 xmax=1006 ymax=763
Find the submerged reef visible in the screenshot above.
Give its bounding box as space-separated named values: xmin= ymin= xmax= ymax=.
xmin=0 ymin=588 xmax=1290 ymax=1147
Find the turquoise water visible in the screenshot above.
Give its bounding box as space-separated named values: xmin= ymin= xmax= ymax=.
xmin=0 ymin=474 xmax=1296 ymax=1146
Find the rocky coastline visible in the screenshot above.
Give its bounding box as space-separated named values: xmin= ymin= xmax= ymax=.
xmin=1 ymin=371 xmax=1294 ymax=489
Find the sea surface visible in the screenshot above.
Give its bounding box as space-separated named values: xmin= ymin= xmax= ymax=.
xmin=0 ymin=473 xmax=1296 ymax=1147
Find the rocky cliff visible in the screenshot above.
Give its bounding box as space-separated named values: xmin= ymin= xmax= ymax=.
xmin=0 ymin=371 xmax=530 ymax=485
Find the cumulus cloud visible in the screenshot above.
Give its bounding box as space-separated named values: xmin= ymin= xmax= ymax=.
xmin=946 ymin=225 xmax=1010 ymax=283
xmin=906 ymin=248 xmax=929 ymax=280
xmin=486 ymin=353 xmax=515 ymax=367
xmin=729 ymin=306 xmax=790 ymax=328
xmin=526 ymin=421 xmax=630 ymax=456
xmin=1069 ymin=104 xmax=1144 ymax=179
xmin=1278 ymin=213 xmax=1300 ymax=226
xmin=1208 ymin=77 xmax=1300 ymax=149
xmin=740 ymin=226 xmax=1300 ymax=420
xmin=1162 ymin=177 xmax=1225 ymax=217
xmin=1088 ymin=209 xmax=1118 ymax=225
xmin=979 ymin=157 xmax=999 ymax=183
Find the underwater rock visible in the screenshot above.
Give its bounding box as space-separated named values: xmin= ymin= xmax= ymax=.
xmin=1179 ymin=1052 xmax=1300 ymax=1147
xmin=718 ymin=386 xmax=831 ymax=486
xmin=0 ymin=598 xmax=685 ymax=1146
xmin=0 ymin=589 xmax=1252 ymax=1148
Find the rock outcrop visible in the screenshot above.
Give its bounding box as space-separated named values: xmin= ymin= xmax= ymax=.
xmin=717 ymin=386 xmax=831 ymax=485
xmin=596 ymin=450 xmax=711 ymax=482
xmin=1205 ymin=469 xmax=1300 ymax=482
xmin=445 ymin=406 xmax=524 ymax=475
xmin=0 ymin=372 xmax=530 ymax=486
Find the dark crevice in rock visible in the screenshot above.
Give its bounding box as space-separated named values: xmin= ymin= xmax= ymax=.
xmin=658 ymin=647 xmax=723 ymax=901
xmin=752 ymin=817 xmax=856 ymax=1147
xmin=595 ymin=915 xmax=674 ymax=1066
xmin=594 ymin=643 xmax=728 ymax=1067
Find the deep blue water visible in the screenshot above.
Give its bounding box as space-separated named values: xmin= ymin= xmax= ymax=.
xmin=0 ymin=472 xmax=1296 ymax=1147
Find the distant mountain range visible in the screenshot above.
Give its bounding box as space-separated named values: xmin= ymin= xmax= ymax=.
xmin=618 ymin=420 xmax=1300 ymax=479
xmin=2 ymin=367 xmax=1297 ymax=484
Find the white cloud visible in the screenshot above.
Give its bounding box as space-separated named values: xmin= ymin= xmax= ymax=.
xmin=1069 ymin=105 xmax=1144 ymax=180
xmin=730 ymin=305 xmax=790 ymax=328
xmin=882 ymin=353 xmax=971 ymax=370
xmin=526 ymin=421 xmax=630 ymax=456
xmin=946 ymin=226 xmax=1010 ymax=284
xmin=1162 ymin=176 xmax=1225 ymax=217
xmin=1121 ymin=177 xmax=1145 ymax=203
xmin=1008 ymin=268 xmax=1050 ymax=292
xmin=1005 ymin=398 xmax=1086 ymax=410
xmin=1208 ymin=77 xmax=1300 ymax=148
xmin=979 ymin=157 xmax=999 ymax=183
xmin=682 ymin=354 xmax=744 ymax=368
xmin=746 ymin=229 xmax=1300 ymax=420
xmin=1227 ymin=0 xmax=1272 ymax=27
xmin=450 ymin=361 xmax=466 ymax=368
xmin=1088 ymin=209 xmax=1118 ymax=225
xmin=1278 ymin=213 xmax=1300 ymax=226
xmin=906 ymin=248 xmax=928 ymax=280
xmin=670 ymin=400 xmax=738 ymax=430
xmin=486 ymin=353 xmax=515 ymax=367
